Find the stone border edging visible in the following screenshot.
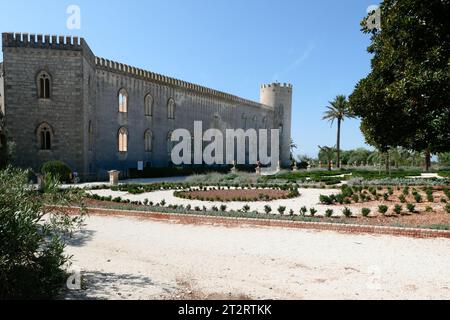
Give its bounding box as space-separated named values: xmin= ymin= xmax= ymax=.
xmin=61 ymin=206 xmax=450 ymax=239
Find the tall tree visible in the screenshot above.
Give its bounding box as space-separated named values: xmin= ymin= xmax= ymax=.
xmin=322 ymin=95 xmax=355 ymax=168
xmin=349 ymin=0 xmax=450 ymax=172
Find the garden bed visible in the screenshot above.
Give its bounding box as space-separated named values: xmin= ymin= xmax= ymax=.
xmin=174 ymin=188 xmax=293 ymax=202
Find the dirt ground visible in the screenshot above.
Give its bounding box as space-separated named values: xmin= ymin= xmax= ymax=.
xmin=64 ymin=215 xmax=450 ymax=300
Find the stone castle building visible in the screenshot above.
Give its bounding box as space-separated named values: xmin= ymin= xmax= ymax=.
xmin=0 ymin=32 xmax=292 ymax=180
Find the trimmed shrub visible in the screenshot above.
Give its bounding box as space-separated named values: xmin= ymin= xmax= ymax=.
xmin=406 ymin=203 xmax=416 ymax=213
xmin=277 ymin=206 xmax=286 ymax=215
xmin=342 ymin=207 xmax=353 ymax=217
xmin=264 ymin=205 xmax=272 ymax=214
xmin=398 ymin=194 xmax=406 ymax=203
xmin=242 ymin=205 xmax=251 ymax=213
xmin=40 ymin=160 xmax=72 ymax=183
xmin=300 ymin=206 xmax=308 ymax=216
xmin=325 ymin=209 xmax=334 ymax=218
xmin=361 ymin=208 xmax=371 ymax=217
xmin=319 ymin=195 xmax=333 ymax=205
xmin=378 ymin=205 xmax=388 ymax=214
xmin=309 ymin=208 xmax=317 ymax=217
xmin=446 ymin=205 xmax=450 ymax=214
xmin=394 ymin=204 xmax=402 ymax=215
xmin=414 ymin=193 xmax=423 ymax=203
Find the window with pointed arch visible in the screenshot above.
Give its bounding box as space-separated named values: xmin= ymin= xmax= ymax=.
xmin=167 ymin=98 xmax=175 ymax=120
xmin=118 ymin=89 xmax=128 ymax=113
xmin=118 ymin=127 xmax=128 ymax=152
xmin=37 ymin=71 xmax=51 ymax=99
xmin=37 ymin=122 xmax=53 ymax=150
xmin=144 ymin=130 xmax=152 ymax=152
xmin=88 ymin=121 xmax=94 ymax=151
xmin=144 ymin=94 xmax=153 ymax=117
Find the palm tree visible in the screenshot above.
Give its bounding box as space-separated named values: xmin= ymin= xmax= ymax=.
xmin=322 ymin=95 xmax=355 ymax=168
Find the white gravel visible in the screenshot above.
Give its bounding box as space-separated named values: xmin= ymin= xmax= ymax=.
xmin=88 ymin=188 xmax=341 ymax=216
xmin=65 ymin=215 xmax=450 ymax=300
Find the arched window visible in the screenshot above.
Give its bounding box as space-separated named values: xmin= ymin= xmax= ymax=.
xmin=37 ymin=71 xmax=51 ymax=99
xmin=88 ymin=121 xmax=93 ymax=151
xmin=118 ymin=127 xmax=128 ymax=152
xmin=118 ymin=89 xmax=128 ymax=113
xmin=37 ymin=122 xmax=53 ymax=150
xmin=144 ymin=130 xmax=152 ymax=152
xmin=144 ymin=94 xmax=153 ymax=116
xmin=167 ymin=98 xmax=175 ymax=120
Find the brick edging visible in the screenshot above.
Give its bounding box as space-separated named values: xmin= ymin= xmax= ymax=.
xmin=56 ymin=206 xmax=450 ymax=239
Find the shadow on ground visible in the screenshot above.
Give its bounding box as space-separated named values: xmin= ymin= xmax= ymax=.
xmin=63 ymin=271 xmax=175 ymax=300
xmin=64 ymin=228 xmax=97 ymax=247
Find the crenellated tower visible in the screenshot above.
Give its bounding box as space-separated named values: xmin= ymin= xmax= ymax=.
xmin=260 ymin=83 xmax=293 ymax=167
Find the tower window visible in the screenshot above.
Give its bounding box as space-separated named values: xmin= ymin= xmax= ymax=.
xmin=118 ymin=89 xmax=128 ymax=113
xmin=37 ymin=72 xmax=51 ymax=99
xmin=37 ymin=122 xmax=52 ymax=150
xmin=145 ymin=94 xmax=153 ymax=116
xmin=118 ymin=127 xmax=128 ymax=152
xmin=144 ymin=130 xmax=152 ymax=152
xmin=167 ymin=98 xmax=175 ymax=120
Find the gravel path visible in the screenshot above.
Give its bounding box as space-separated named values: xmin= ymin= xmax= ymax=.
xmin=65 ymin=215 xmax=450 ymax=300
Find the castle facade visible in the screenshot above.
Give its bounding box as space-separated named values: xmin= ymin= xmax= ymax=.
xmin=0 ymin=32 xmax=292 ymax=180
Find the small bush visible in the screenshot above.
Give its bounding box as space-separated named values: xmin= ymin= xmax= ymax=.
xmin=40 ymin=160 xmax=72 ymax=183
xmin=406 ymin=203 xmax=415 ymax=213
xmin=309 ymin=208 xmax=317 ymax=217
xmin=425 ymin=206 xmax=433 ymax=213
xmin=361 ymin=208 xmax=371 ymax=217
xmin=264 ymin=205 xmax=272 ymax=214
xmin=319 ymin=195 xmax=333 ymax=205
xmin=394 ymin=204 xmax=402 ymax=215
xmin=414 ymin=194 xmax=423 ymax=203
xmin=278 ymin=206 xmax=286 ymax=215
xmin=342 ymin=207 xmax=353 ymax=217
xmin=378 ymin=205 xmax=388 ymax=214
xmin=325 ymin=209 xmax=334 ymax=218
xmin=398 ymin=194 xmax=406 ymax=203
xmin=446 ymin=205 xmax=450 ymax=214
xmin=383 ymin=193 xmax=389 ymax=201
xmin=352 ymin=194 xmax=360 ymax=203
xmin=242 ymin=205 xmax=251 ymax=213
xmin=220 ymin=205 xmax=227 ymax=212
xmin=300 ymin=206 xmax=308 ymax=216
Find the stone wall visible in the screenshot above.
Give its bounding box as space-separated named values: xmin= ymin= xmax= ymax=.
xmin=1 ymin=33 xmax=91 ymax=175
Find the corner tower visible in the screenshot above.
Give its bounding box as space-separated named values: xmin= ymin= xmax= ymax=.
xmin=260 ymin=83 xmax=293 ymax=167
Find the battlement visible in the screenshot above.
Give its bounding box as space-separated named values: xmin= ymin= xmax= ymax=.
xmin=2 ymin=32 xmax=95 ymax=65
xmin=95 ymin=57 xmax=269 ymax=109
xmin=261 ymin=82 xmax=293 ymax=89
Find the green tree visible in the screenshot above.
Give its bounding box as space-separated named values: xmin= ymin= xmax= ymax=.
xmin=0 ymin=167 xmax=85 ymax=299
xmin=322 ymin=95 xmax=355 ymax=168
xmin=318 ymin=146 xmax=336 ymax=171
xmin=349 ymin=0 xmax=450 ymax=172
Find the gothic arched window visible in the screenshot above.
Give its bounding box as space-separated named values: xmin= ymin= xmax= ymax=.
xmin=118 ymin=89 xmax=128 ymax=113
xmin=144 ymin=130 xmax=152 ymax=152
xmin=37 ymin=71 xmax=51 ymax=99
xmin=144 ymin=94 xmax=153 ymax=116
xmin=88 ymin=121 xmax=93 ymax=151
xmin=118 ymin=127 xmax=128 ymax=152
xmin=37 ymin=122 xmax=53 ymax=150
xmin=167 ymin=98 xmax=175 ymax=120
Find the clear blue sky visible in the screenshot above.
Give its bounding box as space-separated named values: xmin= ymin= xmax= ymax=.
xmin=0 ymin=0 xmax=380 ymax=158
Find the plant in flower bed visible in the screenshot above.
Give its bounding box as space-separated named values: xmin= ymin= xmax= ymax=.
xmin=394 ymin=204 xmax=403 ymax=215
xmin=378 ymin=205 xmax=389 ymax=215
xmin=325 ymin=209 xmax=334 ymax=218
xmin=342 ymin=207 xmax=353 ymax=217
xmin=446 ymin=205 xmax=450 ymax=214
xmin=361 ymin=208 xmax=371 ymax=217
xmin=174 ymin=185 xmax=299 ymax=202
xmin=407 ymin=203 xmax=416 ymax=213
